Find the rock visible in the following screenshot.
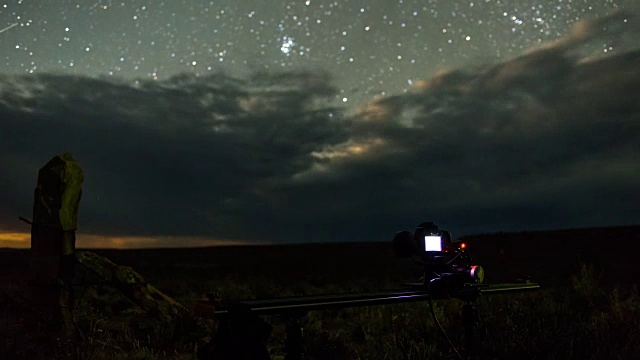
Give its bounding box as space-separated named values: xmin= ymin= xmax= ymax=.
xmin=75 ymin=251 xmax=187 ymax=320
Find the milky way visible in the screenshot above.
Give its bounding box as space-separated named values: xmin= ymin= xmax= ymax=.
xmin=1 ymin=0 xmax=632 ymax=104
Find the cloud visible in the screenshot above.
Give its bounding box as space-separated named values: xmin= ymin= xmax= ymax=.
xmin=0 ymin=70 xmax=349 ymax=242
xmin=276 ymin=10 xmax=640 ymax=238
xmin=0 ymin=11 xmax=638 ymax=245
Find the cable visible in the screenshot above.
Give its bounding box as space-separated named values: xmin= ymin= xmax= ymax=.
xmin=445 ymin=251 xmax=462 ymax=265
xmin=428 ymin=278 xmax=464 ymax=360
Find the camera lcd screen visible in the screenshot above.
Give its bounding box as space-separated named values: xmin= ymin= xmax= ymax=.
xmin=424 ymin=235 xmax=442 ymax=251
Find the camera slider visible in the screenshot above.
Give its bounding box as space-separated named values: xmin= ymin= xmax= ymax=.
xmin=194 ymin=282 xmax=540 ymax=360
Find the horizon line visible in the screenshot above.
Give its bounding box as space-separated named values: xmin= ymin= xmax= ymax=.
xmin=1 ymin=223 xmax=638 ymax=250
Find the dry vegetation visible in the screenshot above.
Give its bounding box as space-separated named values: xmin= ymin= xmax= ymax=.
xmin=1 ymin=237 xmax=639 ymax=359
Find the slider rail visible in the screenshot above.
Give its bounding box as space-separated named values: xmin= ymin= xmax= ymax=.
xmin=211 ymin=283 xmax=540 ymax=316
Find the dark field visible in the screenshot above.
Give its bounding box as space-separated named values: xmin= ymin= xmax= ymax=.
xmin=1 ymin=225 xmax=639 ymax=359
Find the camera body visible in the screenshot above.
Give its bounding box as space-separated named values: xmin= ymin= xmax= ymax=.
xmin=393 ymin=222 xmax=484 ymax=292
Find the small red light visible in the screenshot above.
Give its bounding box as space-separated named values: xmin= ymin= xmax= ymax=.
xmin=460 ymin=243 xmax=466 ymax=249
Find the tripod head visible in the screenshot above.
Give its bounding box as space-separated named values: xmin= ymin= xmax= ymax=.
xmin=393 ymin=222 xmax=484 ymax=293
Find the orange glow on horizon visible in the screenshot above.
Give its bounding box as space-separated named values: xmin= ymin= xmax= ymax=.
xmin=0 ymin=232 xmax=256 ymax=249
xmin=0 ymin=232 xmax=31 ymax=248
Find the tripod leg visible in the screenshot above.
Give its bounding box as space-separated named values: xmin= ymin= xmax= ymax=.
xmin=197 ymin=303 xmax=272 ymax=360
xmin=461 ymin=302 xmax=479 ymax=359
xmin=284 ymin=313 xmax=305 ymax=360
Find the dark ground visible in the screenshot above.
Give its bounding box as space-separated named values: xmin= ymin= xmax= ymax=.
xmin=2 ymin=225 xmax=638 ymax=292
xmin=1 ymin=225 xmax=639 ymax=359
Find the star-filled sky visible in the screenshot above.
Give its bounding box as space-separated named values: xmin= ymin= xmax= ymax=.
xmin=2 ymin=0 xmax=634 ymax=103
xmin=0 ymin=0 xmax=638 ymax=248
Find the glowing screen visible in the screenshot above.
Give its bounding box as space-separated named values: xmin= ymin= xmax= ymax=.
xmin=424 ymin=235 xmax=442 ymax=251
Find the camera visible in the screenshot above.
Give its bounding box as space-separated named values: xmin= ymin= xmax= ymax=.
xmin=393 ymin=222 xmax=484 ymax=292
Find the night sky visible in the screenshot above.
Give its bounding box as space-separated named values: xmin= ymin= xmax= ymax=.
xmin=0 ymin=0 xmax=638 ymax=248
xmin=2 ymin=0 xmax=634 ymax=103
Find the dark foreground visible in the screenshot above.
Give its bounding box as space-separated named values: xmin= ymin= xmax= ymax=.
xmin=1 ymin=225 xmax=639 ymax=359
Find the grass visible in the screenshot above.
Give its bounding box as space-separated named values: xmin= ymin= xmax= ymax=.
xmin=1 ymin=255 xmax=639 ymax=359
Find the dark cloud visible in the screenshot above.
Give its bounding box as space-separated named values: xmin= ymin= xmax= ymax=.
xmin=1 ymin=12 xmax=638 ymax=244
xmin=268 ymin=11 xmax=640 ymax=239
xmin=0 ymin=69 xmax=349 ymax=240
